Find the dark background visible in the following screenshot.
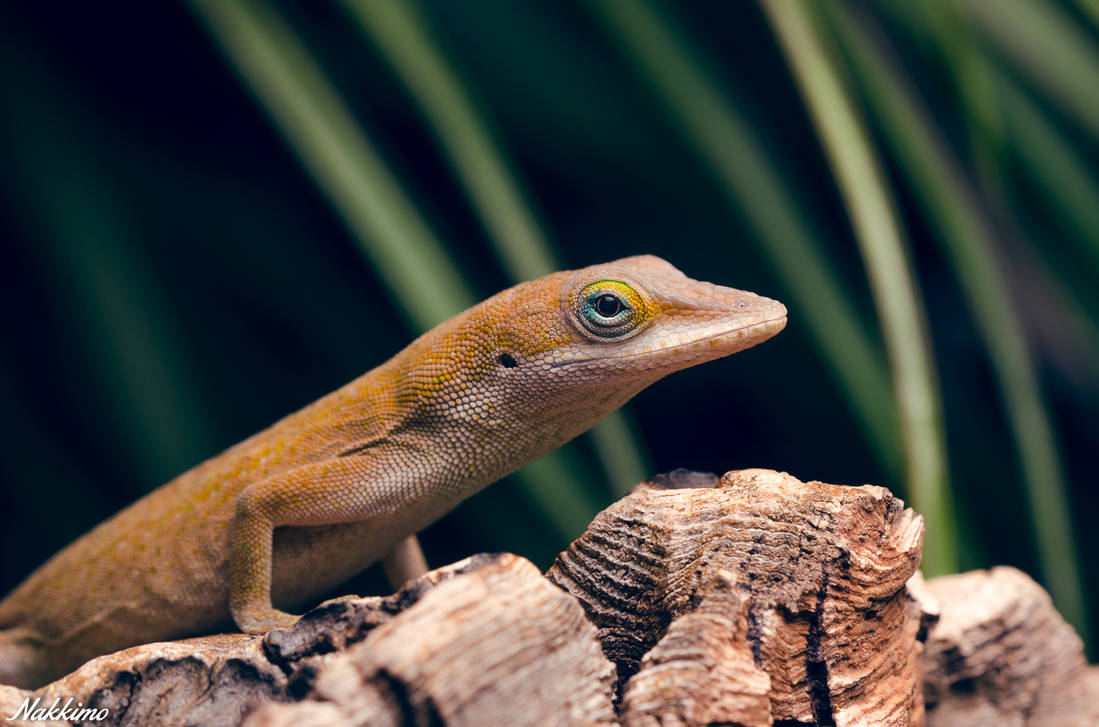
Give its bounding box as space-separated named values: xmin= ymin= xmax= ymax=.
xmin=2 ymin=1 xmax=1096 ymax=653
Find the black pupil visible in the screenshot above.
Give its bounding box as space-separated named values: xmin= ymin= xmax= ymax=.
xmin=595 ymin=294 xmax=622 ymax=318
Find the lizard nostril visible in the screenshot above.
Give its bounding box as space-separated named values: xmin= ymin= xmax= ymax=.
xmin=498 ymin=353 xmax=518 ymax=369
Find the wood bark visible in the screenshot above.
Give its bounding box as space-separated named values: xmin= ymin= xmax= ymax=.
xmin=922 ymin=566 xmax=1099 ymax=727
xmin=548 ymin=468 xmax=927 ymax=727
xmin=1 ymin=469 xmax=1094 ymax=727
xmin=618 ymin=568 xmax=772 ymax=727
xmin=0 ymin=633 xmax=283 ymax=727
xmin=246 ymin=552 xmax=617 ymax=727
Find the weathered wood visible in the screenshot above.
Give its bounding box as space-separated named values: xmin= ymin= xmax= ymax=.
xmin=247 ymin=552 xmax=617 ymax=727
xmin=5 ymin=469 xmax=1095 ymax=727
xmin=548 ymin=468 xmax=927 ymax=727
xmin=922 ymin=566 xmax=1099 ymax=727
xmin=261 ymin=552 xmax=504 ymax=693
xmin=620 ymin=569 xmax=772 ymax=727
xmin=0 ymin=634 xmax=283 ymax=727
xmin=0 ymin=554 xmax=538 ymax=727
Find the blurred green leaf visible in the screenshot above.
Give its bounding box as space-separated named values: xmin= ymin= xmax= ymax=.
xmin=760 ymin=0 xmax=957 ymax=575
xmin=825 ymin=2 xmax=1088 ymax=640
xmin=2 ymin=52 xmax=213 ymax=485
xmin=189 ymin=0 xmax=469 ymax=330
xmin=1076 ymin=0 xmax=1099 ymax=30
xmin=341 ymin=0 xmax=554 ymax=283
xmin=996 ymin=72 xmax=1099 ymax=275
xmin=588 ymin=0 xmax=902 ymax=481
xmin=963 ymin=0 xmax=1099 ymax=143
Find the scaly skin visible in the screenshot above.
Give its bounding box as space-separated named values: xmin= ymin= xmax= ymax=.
xmin=0 ymin=255 xmax=786 ymax=688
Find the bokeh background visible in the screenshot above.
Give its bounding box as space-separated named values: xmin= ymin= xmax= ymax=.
xmin=2 ymin=0 xmax=1096 ymax=655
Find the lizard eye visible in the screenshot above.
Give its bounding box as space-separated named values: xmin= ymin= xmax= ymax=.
xmin=593 ymin=294 xmax=622 ymax=318
xmin=576 ymin=280 xmax=648 ymax=339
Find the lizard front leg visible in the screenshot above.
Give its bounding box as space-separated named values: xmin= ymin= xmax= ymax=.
xmin=229 ymin=457 xmax=408 ymax=633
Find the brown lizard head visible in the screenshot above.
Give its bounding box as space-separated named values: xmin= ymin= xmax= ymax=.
xmin=541 ymin=254 xmax=787 ymax=379
xmin=395 ymin=255 xmax=786 ymax=461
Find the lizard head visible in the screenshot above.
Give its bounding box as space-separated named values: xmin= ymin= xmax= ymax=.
xmin=500 ymin=254 xmax=787 ymax=385
xmin=395 ymin=254 xmax=786 ymax=474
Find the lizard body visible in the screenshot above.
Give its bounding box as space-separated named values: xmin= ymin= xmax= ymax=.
xmin=0 ymin=255 xmax=785 ymax=688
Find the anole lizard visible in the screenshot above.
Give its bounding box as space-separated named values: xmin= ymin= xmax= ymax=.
xmin=0 ymin=255 xmax=785 ymax=688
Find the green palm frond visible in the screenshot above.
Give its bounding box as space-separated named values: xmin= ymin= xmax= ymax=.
xmin=824 ymin=2 xmax=1087 ymax=641
xmin=760 ymin=0 xmax=957 ymax=575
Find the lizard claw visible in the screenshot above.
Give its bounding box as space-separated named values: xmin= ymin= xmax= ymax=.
xmin=234 ymin=607 xmax=300 ymax=634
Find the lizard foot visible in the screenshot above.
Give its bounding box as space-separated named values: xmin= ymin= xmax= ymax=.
xmin=316 ymin=594 xmax=363 ymax=608
xmin=233 ymin=606 xmax=300 ymax=634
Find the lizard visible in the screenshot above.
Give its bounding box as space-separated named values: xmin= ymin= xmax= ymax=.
xmin=0 ymin=254 xmax=786 ymax=688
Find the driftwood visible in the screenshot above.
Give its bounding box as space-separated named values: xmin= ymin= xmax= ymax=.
xmin=921 ymin=566 xmax=1099 ymax=727
xmin=0 ymin=634 xmax=277 ymax=727
xmin=0 ymin=468 xmax=1093 ymax=727
xmin=246 ymin=553 xmax=617 ymax=727
xmin=549 ymin=468 xmax=927 ymax=726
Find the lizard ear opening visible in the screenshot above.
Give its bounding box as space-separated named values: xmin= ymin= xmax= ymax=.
xmin=498 ymin=352 xmax=518 ymax=368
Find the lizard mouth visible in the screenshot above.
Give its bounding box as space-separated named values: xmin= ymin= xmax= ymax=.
xmin=548 ymin=314 xmax=787 ymax=369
